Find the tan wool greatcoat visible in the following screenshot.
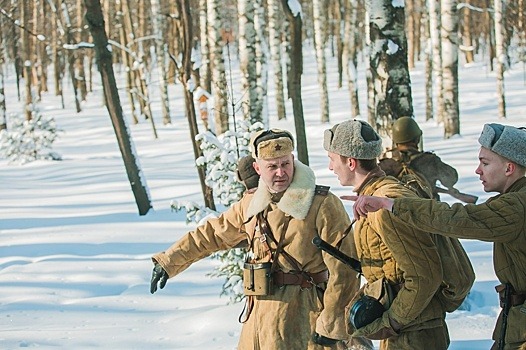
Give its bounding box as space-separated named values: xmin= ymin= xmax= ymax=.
xmin=392 ymin=176 xmax=526 ymax=350
xmin=153 ymin=161 xmax=360 ymax=350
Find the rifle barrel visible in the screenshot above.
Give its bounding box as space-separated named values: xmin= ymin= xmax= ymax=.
xmin=312 ymin=236 xmax=362 ymax=273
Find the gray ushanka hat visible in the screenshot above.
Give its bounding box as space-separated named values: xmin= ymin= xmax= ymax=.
xmin=478 ymin=123 xmax=526 ymax=167
xmin=323 ymin=120 xmax=382 ymax=159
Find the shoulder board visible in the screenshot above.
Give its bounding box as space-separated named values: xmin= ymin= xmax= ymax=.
xmin=315 ymin=185 xmax=330 ymax=196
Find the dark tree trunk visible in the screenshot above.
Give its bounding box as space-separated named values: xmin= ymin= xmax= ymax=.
xmin=84 ymin=0 xmax=152 ymax=216
xmin=176 ymin=0 xmax=216 ymax=210
xmin=281 ymin=0 xmax=309 ymax=165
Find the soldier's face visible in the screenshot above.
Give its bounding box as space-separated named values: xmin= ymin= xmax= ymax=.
xmin=254 ymin=154 xmax=294 ymax=193
xmin=475 ymin=147 xmax=509 ymax=193
xmin=328 ymin=152 xmax=354 ymax=186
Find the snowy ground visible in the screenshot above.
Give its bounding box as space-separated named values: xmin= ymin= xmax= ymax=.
xmin=1 ymin=49 xmax=526 ymax=349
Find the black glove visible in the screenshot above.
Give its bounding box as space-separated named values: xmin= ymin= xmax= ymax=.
xmin=150 ymin=263 xmax=168 ymax=294
xmin=312 ymin=332 xmax=338 ymax=346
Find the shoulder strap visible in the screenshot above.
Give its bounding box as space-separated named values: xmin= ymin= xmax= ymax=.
xmin=315 ymin=185 xmax=330 ymax=196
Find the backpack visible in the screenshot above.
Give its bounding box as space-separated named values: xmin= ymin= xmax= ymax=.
xmin=384 ymin=152 xmax=476 ymax=312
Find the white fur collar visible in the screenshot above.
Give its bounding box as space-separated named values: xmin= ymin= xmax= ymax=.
xmin=247 ymin=160 xmax=316 ymax=220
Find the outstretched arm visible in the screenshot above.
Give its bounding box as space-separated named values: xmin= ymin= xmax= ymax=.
xmin=341 ymin=195 xmax=394 ymax=219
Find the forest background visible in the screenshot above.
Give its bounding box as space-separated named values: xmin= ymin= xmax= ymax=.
xmin=1 ymin=0 xmax=526 ymax=349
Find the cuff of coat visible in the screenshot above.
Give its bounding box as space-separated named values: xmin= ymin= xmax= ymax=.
xmin=152 ymin=252 xmax=174 ymax=277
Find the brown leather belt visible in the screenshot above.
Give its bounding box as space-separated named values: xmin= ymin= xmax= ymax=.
xmin=273 ymin=269 xmax=329 ymax=289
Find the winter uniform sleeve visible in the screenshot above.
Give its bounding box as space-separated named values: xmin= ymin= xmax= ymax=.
xmin=314 ymin=194 xmax=361 ymax=340
xmin=392 ymin=193 xmax=525 ymax=243
xmin=368 ymin=208 xmax=443 ymax=326
xmin=152 ymin=197 xmax=249 ymax=278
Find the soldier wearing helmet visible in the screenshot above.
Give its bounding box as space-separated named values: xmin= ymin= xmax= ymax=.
xmin=379 ymin=117 xmax=460 ymax=201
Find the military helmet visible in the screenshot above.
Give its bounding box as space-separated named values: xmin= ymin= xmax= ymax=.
xmin=392 ymin=117 xmax=422 ymax=144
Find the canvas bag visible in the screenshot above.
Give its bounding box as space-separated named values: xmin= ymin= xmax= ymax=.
xmin=390 ymin=153 xmax=476 ymax=312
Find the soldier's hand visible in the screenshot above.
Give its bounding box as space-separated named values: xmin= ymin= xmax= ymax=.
xmin=150 ymin=263 xmax=168 ymax=294
xmin=312 ymin=332 xmax=338 ymax=346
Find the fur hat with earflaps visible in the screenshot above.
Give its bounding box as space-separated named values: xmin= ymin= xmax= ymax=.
xmin=250 ymin=129 xmax=295 ymax=160
xmin=478 ymin=123 xmax=526 ymax=167
xmin=323 ymin=119 xmax=382 ymax=159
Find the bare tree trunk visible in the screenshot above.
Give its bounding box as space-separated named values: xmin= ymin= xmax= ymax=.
xmin=49 ymin=0 xmax=65 ymax=108
xmin=423 ymin=10 xmax=434 ymax=121
xmin=461 ymin=3 xmax=475 ymax=63
xmin=494 ymin=0 xmax=506 ymax=119
xmin=207 ymin=0 xmax=229 ymax=135
xmin=20 ymin=1 xmax=33 ymax=121
xmin=176 ymin=0 xmax=216 ymax=210
xmin=281 ymin=0 xmax=309 ymax=165
xmin=198 ymin=0 xmax=211 ymax=92
xmin=254 ymin=0 xmax=268 ymax=122
xmin=238 ymin=0 xmax=260 ymax=122
xmin=312 ymin=0 xmax=330 ymax=123
xmin=429 ymin=0 xmax=443 ymax=123
xmin=84 ymin=0 xmax=152 ymax=216
xmin=343 ymin=0 xmax=361 ymax=118
xmin=268 ymin=0 xmax=287 ymax=120
xmin=60 ymin=0 xmax=82 ymax=113
xmin=365 ymin=11 xmax=376 ymax=128
xmin=406 ymin=0 xmax=415 ymax=69
xmin=332 ymin=0 xmax=344 ymax=88
xmin=441 ymin=0 xmax=460 ymax=138
xmin=76 ymin=0 xmax=88 ymax=101
xmin=151 ymin=0 xmax=172 ymax=125
xmin=366 ymin=0 xmax=413 ymax=137
xmin=0 ymin=26 xmax=5 ymax=130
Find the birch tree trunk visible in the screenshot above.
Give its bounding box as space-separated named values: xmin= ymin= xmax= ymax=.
xmin=84 ymin=0 xmax=152 ymax=216
xmin=254 ymin=0 xmax=268 ymax=123
xmin=76 ymin=0 xmax=88 ymax=101
xmin=20 ymin=1 xmax=33 ymax=121
xmin=441 ymin=0 xmax=460 ymax=137
xmin=0 ymin=32 xmax=5 ymax=130
xmin=267 ymin=0 xmax=287 ymax=120
xmin=207 ymin=0 xmax=229 ymax=134
xmin=49 ymin=0 xmax=65 ymax=108
xmin=312 ymin=0 xmax=330 ymax=123
xmin=428 ymin=0 xmax=443 ymax=123
xmin=238 ymin=0 xmax=259 ymax=123
xmin=60 ymin=0 xmax=82 ymax=113
xmin=281 ymin=0 xmax=309 ymax=165
xmin=494 ymin=0 xmax=506 ymax=119
xmin=198 ymin=0 xmax=211 ymax=92
xmin=343 ymin=0 xmax=361 ymax=118
xmin=423 ymin=11 xmax=434 ymax=121
xmin=366 ymin=0 xmax=413 ymax=137
xmin=151 ymin=0 xmax=172 ymax=125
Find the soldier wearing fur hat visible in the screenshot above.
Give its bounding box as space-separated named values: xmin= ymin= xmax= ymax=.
xmin=150 ymin=128 xmax=371 ymax=350
xmin=324 ymin=119 xmax=450 ymax=349
xmin=347 ymin=123 xmax=526 ymax=350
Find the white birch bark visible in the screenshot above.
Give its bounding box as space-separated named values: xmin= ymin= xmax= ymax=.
xmin=199 ymin=0 xmax=211 ymax=92
xmin=343 ymin=0 xmax=361 ymax=118
xmin=441 ymin=0 xmax=460 ymax=137
xmin=428 ymin=0 xmax=444 ymax=123
xmin=238 ymin=0 xmax=259 ymax=123
xmin=494 ymin=0 xmax=506 ymax=119
xmin=254 ymin=0 xmax=268 ymax=123
xmin=207 ymin=0 xmax=229 ymax=134
xmin=312 ymin=0 xmax=330 ymax=123
xmin=267 ymin=0 xmax=287 ymax=120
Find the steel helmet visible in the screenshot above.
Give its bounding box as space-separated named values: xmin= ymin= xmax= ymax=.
xmin=392 ymin=117 xmax=422 ymax=144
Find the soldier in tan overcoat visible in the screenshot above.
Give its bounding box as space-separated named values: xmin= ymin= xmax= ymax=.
xmin=323 ymin=120 xmax=450 ymax=349
xmin=150 ymin=129 xmax=371 ymax=350
xmin=348 ymin=123 xmax=526 ymax=350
